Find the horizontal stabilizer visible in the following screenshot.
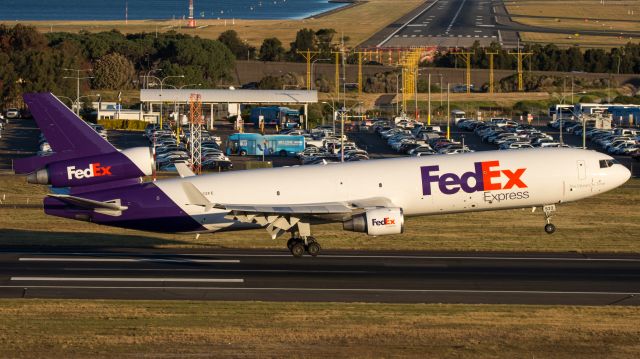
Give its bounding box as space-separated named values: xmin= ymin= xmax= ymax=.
xmin=47 ymin=194 xmax=128 ymax=216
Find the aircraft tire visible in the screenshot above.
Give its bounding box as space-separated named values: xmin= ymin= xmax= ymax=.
xmin=306 ymin=242 xmax=321 ymax=257
xmin=544 ymin=223 xmax=556 ymax=234
xmin=291 ymin=242 xmax=306 ymax=257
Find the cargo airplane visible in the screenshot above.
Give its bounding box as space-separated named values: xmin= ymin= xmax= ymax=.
xmin=14 ymin=93 xmax=632 ymax=257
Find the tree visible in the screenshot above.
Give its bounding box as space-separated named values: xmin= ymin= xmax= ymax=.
xmin=260 ymin=38 xmax=285 ymax=61
xmin=92 ymin=52 xmax=136 ymax=90
xmin=218 ymin=30 xmax=255 ymax=60
xmin=289 ymin=28 xmax=317 ymax=60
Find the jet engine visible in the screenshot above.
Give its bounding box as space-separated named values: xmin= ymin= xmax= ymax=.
xmin=27 ymin=147 xmax=154 ymax=187
xmin=343 ymin=208 xmax=404 ymax=236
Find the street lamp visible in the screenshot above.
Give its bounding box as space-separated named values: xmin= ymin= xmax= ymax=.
xmin=148 ymin=74 xmax=185 ymax=128
xmin=394 ymin=72 xmax=401 ymax=116
xmin=55 ymin=94 xmax=100 ymax=118
xmin=322 ymin=96 xmax=336 ymax=133
xmin=63 ymin=68 xmax=93 ymax=116
xmin=311 ymin=58 xmax=330 ymax=90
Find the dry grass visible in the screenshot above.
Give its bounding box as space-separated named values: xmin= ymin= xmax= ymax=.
xmin=0 ymin=0 xmax=424 ymax=47
xmin=0 ymin=300 xmax=639 ymax=358
xmin=520 ymin=32 xmax=639 ymax=47
xmin=1 ymin=174 xmax=639 ymax=253
xmin=507 ymin=0 xmax=640 ymax=46
xmin=507 ymin=0 xmax=640 ymax=23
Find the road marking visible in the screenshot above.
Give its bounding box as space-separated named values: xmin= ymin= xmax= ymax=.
xmin=10 ymin=277 xmax=244 ymax=283
xmin=10 ymin=252 xmax=640 ymax=262
xmin=377 ymin=0 xmax=441 ymax=46
xmin=445 ymin=0 xmax=467 ymax=34
xmin=0 ymin=285 xmax=637 ymax=296
xmin=478 ymin=24 xmax=495 ymax=27
xmin=19 ymin=257 xmax=240 ymax=263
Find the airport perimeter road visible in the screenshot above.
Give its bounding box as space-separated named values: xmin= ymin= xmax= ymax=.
xmin=1 ymin=248 xmax=639 ymax=305
xmin=370 ymin=0 xmax=516 ymax=48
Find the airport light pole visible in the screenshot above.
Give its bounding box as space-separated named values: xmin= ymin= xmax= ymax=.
xmin=63 ymin=68 xmax=93 ymax=116
xmin=394 ymin=72 xmax=401 ymax=116
xmin=148 ymin=74 xmax=185 ymax=129
xmin=311 ymin=58 xmax=330 ymax=90
xmin=321 ymin=98 xmax=336 ymax=134
xmin=428 ymin=73 xmax=432 ymax=125
xmin=144 ymin=68 xmax=162 ymax=89
xmin=446 ymin=83 xmax=450 ymax=140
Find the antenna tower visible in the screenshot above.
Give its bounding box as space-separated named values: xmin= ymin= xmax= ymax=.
xmin=188 ymin=0 xmax=196 ymax=28
xmin=189 ymin=93 xmax=203 ymax=174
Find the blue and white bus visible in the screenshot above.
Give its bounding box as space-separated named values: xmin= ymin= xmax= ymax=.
xmin=226 ymin=133 xmax=305 ymax=157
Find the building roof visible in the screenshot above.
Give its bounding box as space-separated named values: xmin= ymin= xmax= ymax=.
xmin=140 ymin=89 xmax=318 ymax=104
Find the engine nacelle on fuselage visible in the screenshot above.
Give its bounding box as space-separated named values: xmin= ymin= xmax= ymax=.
xmin=343 ymin=208 xmax=405 ymax=236
xmin=27 ymin=147 xmax=154 ymax=187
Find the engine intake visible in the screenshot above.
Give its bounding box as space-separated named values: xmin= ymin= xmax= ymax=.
xmin=27 ymin=147 xmax=154 ymax=187
xmin=343 ymin=208 xmax=404 ymax=236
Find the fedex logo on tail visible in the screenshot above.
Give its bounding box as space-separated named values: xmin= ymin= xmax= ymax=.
xmin=66 ymin=163 xmax=112 ymax=180
xmin=421 ymin=160 xmax=527 ymax=196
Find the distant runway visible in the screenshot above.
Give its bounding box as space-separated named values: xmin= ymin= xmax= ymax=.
xmin=1 ymin=247 xmax=639 ymax=305
xmin=369 ymin=0 xmax=515 ymax=48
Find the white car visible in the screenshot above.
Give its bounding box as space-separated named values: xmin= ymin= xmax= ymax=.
xmin=5 ymin=108 xmax=19 ymax=119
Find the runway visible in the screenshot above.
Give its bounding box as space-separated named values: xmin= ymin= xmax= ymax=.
xmin=1 ymin=248 xmax=639 ymax=305
xmin=365 ymin=0 xmax=640 ymax=49
xmin=370 ymin=0 xmax=514 ymax=48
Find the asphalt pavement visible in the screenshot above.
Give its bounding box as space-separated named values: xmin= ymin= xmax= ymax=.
xmin=364 ymin=0 xmax=640 ymax=49
xmin=1 ymin=247 xmax=639 ymax=305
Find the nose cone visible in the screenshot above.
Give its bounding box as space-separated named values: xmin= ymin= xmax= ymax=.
xmin=614 ymin=164 xmax=632 ymax=188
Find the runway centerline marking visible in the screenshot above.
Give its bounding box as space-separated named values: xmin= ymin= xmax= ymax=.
xmin=19 ymin=257 xmax=240 ymax=264
xmin=10 ymin=277 xmax=244 ymax=283
xmin=445 ymin=0 xmax=467 ymax=34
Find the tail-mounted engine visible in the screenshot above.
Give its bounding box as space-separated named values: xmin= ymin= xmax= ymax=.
xmin=27 ymin=147 xmax=154 ymax=187
xmin=343 ymin=208 xmax=404 ymax=236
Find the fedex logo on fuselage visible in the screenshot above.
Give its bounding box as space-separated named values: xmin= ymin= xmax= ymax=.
xmin=420 ymin=160 xmax=527 ymax=196
xmin=66 ymin=162 xmax=112 ymax=180
xmin=371 ymin=217 xmax=395 ymax=226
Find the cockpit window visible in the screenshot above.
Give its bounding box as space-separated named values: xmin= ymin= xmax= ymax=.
xmin=599 ymin=159 xmax=620 ymax=168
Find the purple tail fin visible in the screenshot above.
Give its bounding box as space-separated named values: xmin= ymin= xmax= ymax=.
xmin=14 ymin=93 xmax=116 ymax=174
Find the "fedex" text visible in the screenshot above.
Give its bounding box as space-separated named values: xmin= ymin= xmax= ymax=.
xmin=66 ymin=162 xmax=112 ymax=180
xmin=420 ymin=160 xmax=527 ymax=196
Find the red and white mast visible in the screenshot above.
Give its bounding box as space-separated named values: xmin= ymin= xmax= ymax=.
xmin=187 ymin=0 xmax=196 ymax=28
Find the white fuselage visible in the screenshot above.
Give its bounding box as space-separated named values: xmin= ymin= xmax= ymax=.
xmin=154 ymin=148 xmax=631 ymax=232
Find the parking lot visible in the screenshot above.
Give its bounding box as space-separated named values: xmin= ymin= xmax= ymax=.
xmin=1 ymin=116 xmax=638 ymax=178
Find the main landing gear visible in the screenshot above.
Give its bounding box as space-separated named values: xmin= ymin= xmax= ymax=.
xmin=543 ymin=204 xmax=557 ymax=234
xmin=287 ymin=236 xmax=321 ymax=258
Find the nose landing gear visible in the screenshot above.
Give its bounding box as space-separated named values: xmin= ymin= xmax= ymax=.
xmin=543 ymin=205 xmax=557 ymax=234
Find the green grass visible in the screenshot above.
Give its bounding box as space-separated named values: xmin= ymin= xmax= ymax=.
xmin=0 ymin=174 xmax=639 ymax=252
xmin=0 ymin=300 xmax=639 ymax=358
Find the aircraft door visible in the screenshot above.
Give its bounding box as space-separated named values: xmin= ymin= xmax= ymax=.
xmin=577 ymin=160 xmax=586 ymax=180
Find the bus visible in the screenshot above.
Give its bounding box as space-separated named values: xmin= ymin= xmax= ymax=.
xmin=226 ymin=133 xmax=305 ymax=157
xmin=548 ymin=104 xmax=574 ymax=120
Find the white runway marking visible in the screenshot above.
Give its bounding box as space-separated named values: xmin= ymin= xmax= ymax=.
xmin=10 ymin=277 xmax=244 ymax=283
xmin=0 ymin=285 xmax=637 ymax=296
xmin=11 ymin=252 xmax=640 ymax=262
xmin=445 ymin=0 xmax=467 ymax=34
xmin=19 ymin=257 xmax=240 ymax=264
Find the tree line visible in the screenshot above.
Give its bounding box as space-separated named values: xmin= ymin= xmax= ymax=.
xmin=0 ymin=24 xmax=236 ymax=107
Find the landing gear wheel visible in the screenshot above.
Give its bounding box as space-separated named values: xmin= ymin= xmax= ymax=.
xmin=306 ymin=242 xmax=321 ymax=257
xmin=290 ymin=242 xmax=306 ymax=257
xmin=287 ymin=238 xmax=296 ymax=250
xmin=544 ymin=223 xmax=556 ymax=234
